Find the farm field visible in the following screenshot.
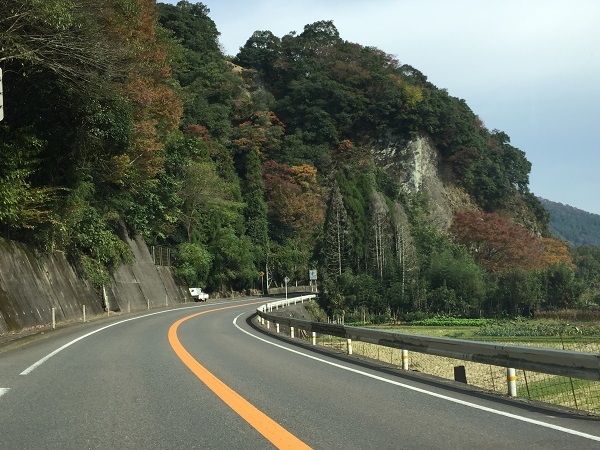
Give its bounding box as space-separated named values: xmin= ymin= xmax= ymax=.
xmin=318 ymin=317 xmax=600 ymax=415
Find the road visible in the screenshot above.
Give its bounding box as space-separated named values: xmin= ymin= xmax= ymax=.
xmin=0 ymin=298 xmax=598 ymax=449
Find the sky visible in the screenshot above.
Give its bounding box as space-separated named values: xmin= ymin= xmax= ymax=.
xmin=163 ymin=0 xmax=600 ymax=215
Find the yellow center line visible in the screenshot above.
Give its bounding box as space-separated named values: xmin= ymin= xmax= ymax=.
xmin=168 ymin=301 xmax=311 ymax=450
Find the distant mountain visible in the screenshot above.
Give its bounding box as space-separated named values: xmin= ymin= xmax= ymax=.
xmin=539 ymin=198 xmax=600 ymax=246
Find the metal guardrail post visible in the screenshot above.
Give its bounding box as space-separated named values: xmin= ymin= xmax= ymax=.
xmin=402 ymin=349 xmax=409 ymax=370
xmin=254 ymin=294 xmax=600 ymax=382
xmin=507 ymin=368 xmax=517 ymax=397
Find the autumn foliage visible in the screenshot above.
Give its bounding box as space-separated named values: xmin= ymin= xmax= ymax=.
xmin=232 ymin=111 xmax=285 ymax=157
xmin=119 ymin=1 xmax=183 ymax=183
xmin=263 ymin=161 xmax=324 ymax=239
xmin=450 ymin=211 xmax=544 ymax=273
xmin=3 ymin=2 xmax=591 ymax=311
xmin=540 ymin=237 xmax=574 ymax=269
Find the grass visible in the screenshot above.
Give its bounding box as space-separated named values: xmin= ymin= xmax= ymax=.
xmin=517 ymin=375 xmax=589 ymax=399
xmin=342 ymin=339 xmax=600 ymax=415
xmin=379 ymin=325 xmax=482 ymax=340
xmin=295 ymin=305 xmax=600 ymax=414
xmin=312 ymin=318 xmax=600 ymax=415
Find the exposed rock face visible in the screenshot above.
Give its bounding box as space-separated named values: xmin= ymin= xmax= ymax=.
xmin=375 ymin=134 xmax=474 ymax=229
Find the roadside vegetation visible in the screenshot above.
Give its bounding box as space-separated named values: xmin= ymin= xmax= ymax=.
xmin=361 ymin=314 xmax=600 ymax=344
xmin=1 ymin=1 xmax=599 ymax=322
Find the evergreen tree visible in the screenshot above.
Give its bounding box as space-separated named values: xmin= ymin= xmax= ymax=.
xmin=323 ymin=184 xmax=349 ymax=278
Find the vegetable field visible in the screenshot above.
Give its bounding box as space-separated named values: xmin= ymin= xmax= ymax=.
xmin=318 ymin=318 xmax=600 ymax=415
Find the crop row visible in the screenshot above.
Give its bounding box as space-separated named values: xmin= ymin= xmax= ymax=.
xmin=408 ymin=317 xmax=495 ymax=327
xmin=476 ymin=324 xmax=600 ymax=337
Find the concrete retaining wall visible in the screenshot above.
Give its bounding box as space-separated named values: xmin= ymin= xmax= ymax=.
xmin=0 ymin=234 xmax=189 ymax=334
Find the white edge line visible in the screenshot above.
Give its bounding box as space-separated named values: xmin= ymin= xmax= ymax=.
xmin=19 ymin=299 xmax=254 ymax=376
xmin=0 ymin=388 xmax=9 ymax=398
xmin=233 ymin=312 xmax=600 ymax=443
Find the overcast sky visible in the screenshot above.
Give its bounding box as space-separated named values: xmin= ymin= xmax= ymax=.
xmin=164 ymin=0 xmax=600 ymax=215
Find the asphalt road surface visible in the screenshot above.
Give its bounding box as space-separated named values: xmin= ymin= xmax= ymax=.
xmin=1 ymin=298 xmax=598 ymax=449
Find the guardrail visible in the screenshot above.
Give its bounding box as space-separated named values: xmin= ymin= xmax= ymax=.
xmin=256 ymin=296 xmax=600 ymax=397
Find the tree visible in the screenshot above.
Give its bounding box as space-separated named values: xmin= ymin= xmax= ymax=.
xmin=0 ymin=127 xmax=57 ymax=231
xmin=175 ymin=241 xmax=212 ymax=286
xmin=234 ymin=30 xmax=281 ymax=79
xmin=0 ymin=0 xmax=117 ymax=80
xmin=424 ymin=249 xmax=487 ymax=316
xmin=263 ymin=161 xmax=324 ymax=240
xmin=390 ymin=201 xmax=417 ymax=307
xmin=542 ymin=264 xmax=583 ymax=310
xmin=323 ymin=184 xmax=349 ymax=277
xmin=158 ymin=0 xmax=241 ymax=138
xmin=208 ymin=226 xmax=256 ymax=292
xmin=541 ymin=238 xmax=574 ymax=269
xmin=370 ymin=191 xmax=390 ymax=279
xmin=572 ymin=246 xmax=600 ymax=304
xmin=233 ymin=141 xmax=268 ymax=270
xmin=493 ymin=269 xmax=543 ymax=317
xmin=179 ymin=160 xmax=237 ymax=241
xmin=157 ymin=1 xmax=221 ymax=55
xmin=116 ymin=0 xmax=183 ymax=187
xmin=299 ymin=20 xmax=342 ymax=51
xmin=450 ymin=211 xmax=544 ymax=272
xmin=232 ymin=110 xmax=284 ymax=158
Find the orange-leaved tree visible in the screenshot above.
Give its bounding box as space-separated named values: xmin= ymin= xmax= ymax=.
xmin=232 ymin=111 xmax=285 ymax=158
xmin=106 ymin=0 xmax=183 ymax=185
xmin=263 ymin=161 xmax=324 ymax=240
xmin=450 ymin=211 xmax=544 ymax=273
xmin=541 ymin=237 xmax=574 ymax=269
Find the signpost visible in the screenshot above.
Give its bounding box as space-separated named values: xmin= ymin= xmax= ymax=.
xmin=309 ymin=269 xmax=317 ymax=292
xmin=260 ymin=271 xmax=265 ymax=294
xmin=284 ymin=276 xmax=290 ymax=299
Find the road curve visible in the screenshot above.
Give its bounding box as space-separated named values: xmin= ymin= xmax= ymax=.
xmin=0 ymin=298 xmax=598 ymax=449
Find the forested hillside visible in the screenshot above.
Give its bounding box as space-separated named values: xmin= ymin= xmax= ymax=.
xmin=540 ymin=198 xmax=600 ymax=247
xmin=1 ymin=0 xmax=598 ymax=318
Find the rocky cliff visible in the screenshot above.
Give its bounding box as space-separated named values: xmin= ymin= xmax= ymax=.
xmin=375 ymin=134 xmax=475 ymax=229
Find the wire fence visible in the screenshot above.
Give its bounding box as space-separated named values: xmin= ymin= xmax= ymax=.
xmin=259 ymin=301 xmax=600 ymax=416
xmin=150 ymin=246 xmax=173 ymax=266
xmin=318 ymin=336 xmax=600 ymax=415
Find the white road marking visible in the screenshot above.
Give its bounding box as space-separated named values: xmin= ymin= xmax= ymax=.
xmin=233 ymin=312 xmax=600 ymax=442
xmin=19 ymin=299 xmax=258 ymax=376
xmin=0 ymin=388 xmax=9 ymax=398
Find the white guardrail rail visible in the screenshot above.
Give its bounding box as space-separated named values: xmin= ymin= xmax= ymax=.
xmin=256 ymin=295 xmax=600 ymax=397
